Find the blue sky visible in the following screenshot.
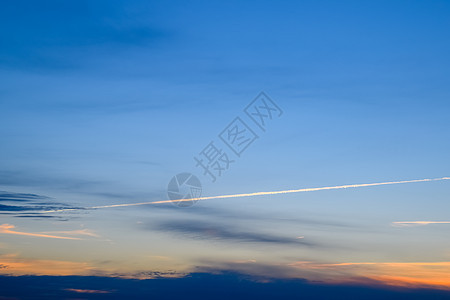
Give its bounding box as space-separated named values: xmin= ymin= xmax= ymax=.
xmin=1 ymin=0 xmax=450 ymax=298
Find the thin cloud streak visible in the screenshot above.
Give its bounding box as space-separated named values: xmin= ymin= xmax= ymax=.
xmin=40 ymin=229 xmax=100 ymax=238
xmin=0 ymin=224 xmax=80 ymax=240
xmin=65 ymin=288 xmax=112 ymax=294
xmin=392 ymin=221 xmax=450 ymax=227
xmin=152 ymin=220 xmax=312 ymax=245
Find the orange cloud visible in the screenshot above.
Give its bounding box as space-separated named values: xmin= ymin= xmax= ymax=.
xmin=0 ymin=253 xmax=187 ymax=279
xmin=0 ymin=224 xmax=80 ymax=240
xmin=0 ymin=254 xmax=93 ymax=276
xmin=290 ymin=261 xmax=450 ymax=290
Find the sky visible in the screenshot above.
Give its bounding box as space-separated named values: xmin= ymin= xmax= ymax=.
xmin=1 ymin=0 xmax=450 ymax=298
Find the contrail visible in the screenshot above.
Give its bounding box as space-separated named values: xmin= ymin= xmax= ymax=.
xmin=42 ymin=176 xmax=450 ymax=213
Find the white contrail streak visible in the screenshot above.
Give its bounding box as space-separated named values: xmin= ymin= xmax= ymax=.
xmin=42 ymin=176 xmax=450 ymax=213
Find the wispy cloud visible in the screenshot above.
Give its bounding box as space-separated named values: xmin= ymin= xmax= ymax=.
xmin=64 ymin=288 xmax=112 ymax=294
xmin=0 ymin=190 xmax=81 ymax=221
xmin=392 ymin=221 xmax=450 ymax=227
xmin=150 ymin=204 xmax=352 ymax=229
xmin=40 ymin=228 xmax=100 ymax=238
xmin=152 ymin=220 xmax=312 ymax=246
xmin=0 ymin=191 xmax=50 ymax=202
xmin=0 ymin=224 xmax=100 ymax=240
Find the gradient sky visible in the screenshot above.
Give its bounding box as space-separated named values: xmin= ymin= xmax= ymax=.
xmin=1 ymin=0 xmax=450 ymax=297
